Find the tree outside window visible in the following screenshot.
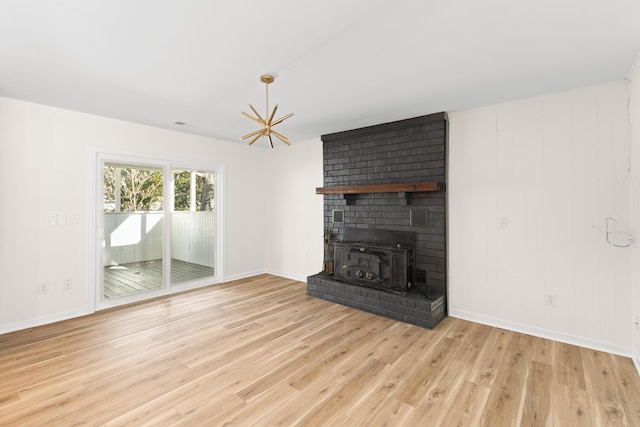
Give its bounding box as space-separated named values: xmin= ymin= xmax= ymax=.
xmin=103 ymin=165 xmax=163 ymax=212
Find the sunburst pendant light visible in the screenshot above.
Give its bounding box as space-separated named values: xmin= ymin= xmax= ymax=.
xmin=241 ymin=74 xmax=294 ymax=148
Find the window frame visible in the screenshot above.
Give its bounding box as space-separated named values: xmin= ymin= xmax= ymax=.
xmin=89 ymin=147 xmax=225 ymax=311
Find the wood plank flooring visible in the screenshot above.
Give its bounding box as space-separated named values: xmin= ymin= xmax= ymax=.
xmin=1 ymin=274 xmax=639 ymax=426
xmin=103 ymin=259 xmax=215 ymax=298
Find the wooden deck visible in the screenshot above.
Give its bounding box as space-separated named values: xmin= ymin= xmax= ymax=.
xmin=103 ymin=259 xmax=215 ymax=298
xmin=0 ymin=274 xmax=639 ymax=425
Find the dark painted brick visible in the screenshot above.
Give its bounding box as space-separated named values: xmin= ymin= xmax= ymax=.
xmin=318 ymin=113 xmax=448 ymax=328
xmin=306 ymin=275 xmax=445 ymax=329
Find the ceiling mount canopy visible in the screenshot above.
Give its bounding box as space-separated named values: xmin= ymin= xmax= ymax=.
xmin=241 ymin=74 xmax=294 ymax=148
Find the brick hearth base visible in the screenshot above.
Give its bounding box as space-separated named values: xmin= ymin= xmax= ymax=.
xmin=306 ymin=274 xmax=445 ymax=329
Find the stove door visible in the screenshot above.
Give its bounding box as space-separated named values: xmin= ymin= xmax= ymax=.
xmin=348 ymin=249 xmax=382 ymax=282
xmin=333 ymin=242 xmax=412 ymax=293
xmin=334 ymin=243 xmax=348 ymax=280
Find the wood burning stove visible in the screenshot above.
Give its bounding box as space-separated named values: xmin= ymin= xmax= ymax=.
xmin=333 ymin=228 xmax=415 ymax=294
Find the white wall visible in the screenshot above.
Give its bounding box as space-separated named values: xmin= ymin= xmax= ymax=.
xmin=265 ymin=139 xmax=325 ymax=281
xmin=449 ymin=81 xmax=633 ymax=355
xmin=0 ymin=97 xmax=268 ymax=332
xmin=629 ymin=54 xmax=640 ymax=370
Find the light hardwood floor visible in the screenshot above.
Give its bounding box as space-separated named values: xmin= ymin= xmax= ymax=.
xmin=1 ymin=274 xmax=639 ymax=426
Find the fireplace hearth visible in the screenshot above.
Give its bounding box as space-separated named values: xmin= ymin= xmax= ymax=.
xmin=307 ymin=274 xmax=444 ymax=329
xmin=309 ymin=226 xmax=444 ymax=329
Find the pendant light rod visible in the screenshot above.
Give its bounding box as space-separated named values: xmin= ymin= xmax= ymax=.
xmin=241 ymin=74 xmax=293 ymax=148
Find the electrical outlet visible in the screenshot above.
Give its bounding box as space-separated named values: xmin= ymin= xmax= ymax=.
xmin=38 ymin=282 xmax=49 ymax=294
xmin=545 ymin=294 xmax=557 ymax=307
xmin=63 ymin=278 xmax=72 ymax=291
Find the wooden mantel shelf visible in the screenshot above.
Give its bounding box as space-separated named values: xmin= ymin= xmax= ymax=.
xmin=316 ymin=181 xmax=443 ymax=195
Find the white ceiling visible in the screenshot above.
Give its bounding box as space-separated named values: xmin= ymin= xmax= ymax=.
xmin=1 ymin=0 xmax=639 ymax=148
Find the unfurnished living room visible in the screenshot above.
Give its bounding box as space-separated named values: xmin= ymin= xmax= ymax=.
xmin=1 ymin=1 xmax=640 ymax=425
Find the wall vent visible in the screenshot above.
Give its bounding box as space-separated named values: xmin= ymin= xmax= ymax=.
xmin=410 ymin=209 xmax=427 ymax=227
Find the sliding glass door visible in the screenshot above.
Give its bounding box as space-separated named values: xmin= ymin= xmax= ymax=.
xmin=170 ymin=169 xmax=216 ymax=285
xmin=102 ymin=162 xmax=165 ymax=299
xmin=95 ymin=151 xmax=222 ymax=308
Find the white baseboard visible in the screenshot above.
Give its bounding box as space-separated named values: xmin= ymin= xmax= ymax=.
xmin=218 ymin=269 xmax=309 ymax=284
xmin=223 ymin=269 xmax=268 ymax=282
xmin=449 ymin=308 xmax=633 ymax=358
xmin=0 ymin=308 xmax=93 ymax=336
xmin=634 ymin=354 xmax=640 ymax=376
xmin=265 ymin=269 xmax=309 ymax=283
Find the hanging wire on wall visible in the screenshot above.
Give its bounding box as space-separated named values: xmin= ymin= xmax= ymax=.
xmin=605 ymin=217 xmax=635 ymax=248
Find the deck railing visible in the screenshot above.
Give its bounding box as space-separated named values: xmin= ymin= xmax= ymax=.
xmin=104 ymin=212 xmax=215 ymax=268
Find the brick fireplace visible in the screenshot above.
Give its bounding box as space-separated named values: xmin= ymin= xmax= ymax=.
xmin=307 ymin=112 xmax=448 ymax=329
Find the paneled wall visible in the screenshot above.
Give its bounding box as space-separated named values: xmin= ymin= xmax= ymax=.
xmin=171 ymin=212 xmax=216 ymax=267
xmin=449 ymin=81 xmax=632 ymax=354
xmin=629 ymin=56 xmax=640 ymax=368
xmin=103 ymin=213 xmax=163 ymax=265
